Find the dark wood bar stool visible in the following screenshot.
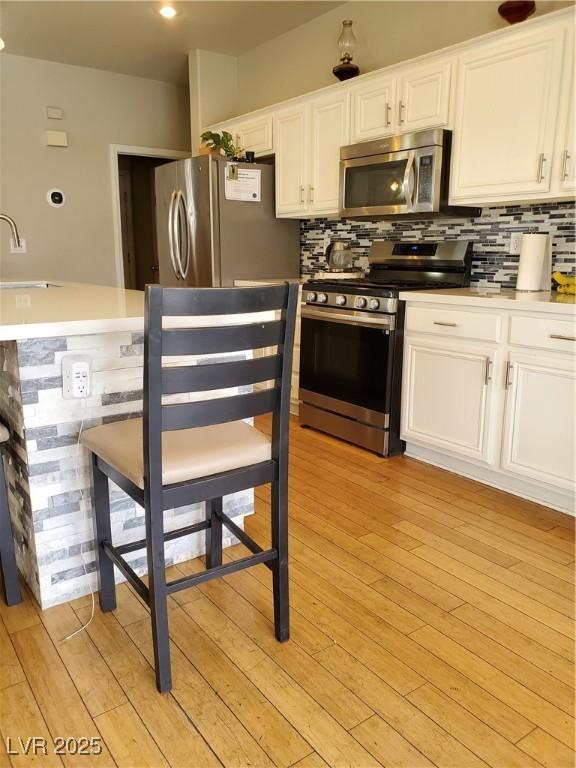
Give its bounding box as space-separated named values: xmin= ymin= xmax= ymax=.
xmin=0 ymin=422 xmax=22 ymax=606
xmin=81 ymin=283 xmax=298 ymax=692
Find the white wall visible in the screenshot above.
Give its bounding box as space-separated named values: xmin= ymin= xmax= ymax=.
xmin=234 ymin=1 xmax=573 ymax=114
xmin=0 ymin=54 xmax=191 ymax=285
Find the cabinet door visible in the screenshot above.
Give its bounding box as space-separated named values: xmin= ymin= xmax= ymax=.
xmin=401 ymin=339 xmax=496 ymax=462
xmin=274 ymin=105 xmax=309 ymax=216
xmin=501 ymin=353 xmax=575 ymax=490
xmin=450 ymin=25 xmax=565 ymax=203
xmin=398 ymin=60 xmax=451 ymax=132
xmin=350 ymin=74 xmax=396 ymax=142
xmin=558 ymin=46 xmax=576 ymax=193
xmin=236 ymin=114 xmax=274 ymax=156
xmin=309 ymin=92 xmax=350 ymax=215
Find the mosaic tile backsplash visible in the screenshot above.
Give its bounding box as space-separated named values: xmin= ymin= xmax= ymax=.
xmin=301 ymin=202 xmax=575 ymax=287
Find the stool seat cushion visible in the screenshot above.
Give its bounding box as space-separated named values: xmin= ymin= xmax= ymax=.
xmin=81 ymin=418 xmax=271 ymax=489
xmin=0 ymin=424 xmax=8 ymax=444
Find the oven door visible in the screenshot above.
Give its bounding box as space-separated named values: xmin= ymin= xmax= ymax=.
xmin=339 ymin=146 xmax=442 ymax=217
xmin=299 ymin=306 xmax=395 ymax=427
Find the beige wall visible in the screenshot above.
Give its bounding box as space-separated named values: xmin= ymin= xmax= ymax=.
xmin=189 ymin=49 xmax=238 ymax=150
xmin=0 ymin=54 xmax=190 ymax=286
xmin=234 ymin=1 xmax=573 ymax=114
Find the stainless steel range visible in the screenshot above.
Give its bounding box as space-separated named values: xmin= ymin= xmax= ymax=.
xmin=299 ymin=240 xmax=472 ymax=455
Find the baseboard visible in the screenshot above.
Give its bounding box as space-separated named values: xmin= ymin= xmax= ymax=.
xmin=405 ymin=443 xmax=575 ymax=517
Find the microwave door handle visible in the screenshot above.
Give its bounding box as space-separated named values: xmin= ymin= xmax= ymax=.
xmin=402 ymin=151 xmax=415 ymax=210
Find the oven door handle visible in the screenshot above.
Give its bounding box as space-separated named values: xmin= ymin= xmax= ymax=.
xmin=402 ymin=151 xmax=416 ymax=211
xmin=302 ymin=306 xmax=395 ymax=330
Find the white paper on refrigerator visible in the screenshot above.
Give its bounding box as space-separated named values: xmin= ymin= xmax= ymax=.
xmin=224 ymin=164 xmax=261 ymax=202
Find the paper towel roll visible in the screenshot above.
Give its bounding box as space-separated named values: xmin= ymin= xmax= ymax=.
xmin=516 ymin=234 xmax=551 ymax=292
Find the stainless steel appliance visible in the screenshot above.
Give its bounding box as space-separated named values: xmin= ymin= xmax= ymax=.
xmin=340 ymin=129 xmax=480 ymax=220
xmin=299 ymin=240 xmax=472 ymax=455
xmin=155 ymin=157 xmax=299 ymax=286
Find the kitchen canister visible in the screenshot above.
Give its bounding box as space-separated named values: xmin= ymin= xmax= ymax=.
xmin=516 ymin=233 xmax=552 ymax=291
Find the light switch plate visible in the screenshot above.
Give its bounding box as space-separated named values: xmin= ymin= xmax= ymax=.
xmin=46 ymin=106 xmax=64 ymax=120
xmin=509 ymin=233 xmax=523 ymax=255
xmin=45 ymin=130 xmax=68 ymax=147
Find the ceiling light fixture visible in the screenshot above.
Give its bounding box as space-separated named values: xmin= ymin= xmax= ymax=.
xmin=158 ymin=5 xmax=178 ymax=18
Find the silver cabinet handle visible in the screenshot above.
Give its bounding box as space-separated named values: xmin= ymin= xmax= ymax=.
xmin=299 ymin=185 xmax=305 ymax=204
xmin=550 ymin=333 xmax=576 ymax=341
xmin=562 ymin=150 xmax=571 ymax=181
xmin=309 ymin=185 xmax=314 ymax=203
xmin=505 ymin=361 xmax=514 ymax=388
xmin=385 ymin=102 xmax=391 ymax=128
xmin=484 ymin=358 xmax=492 ymax=386
xmin=537 ymin=153 xmax=547 ymax=183
xmin=433 ymin=320 xmax=458 ymax=327
xmin=398 ymin=101 xmax=405 ymax=125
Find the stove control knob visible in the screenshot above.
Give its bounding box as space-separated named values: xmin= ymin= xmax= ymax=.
xmin=306 ymin=292 xmax=317 ymax=303
xmin=355 ymin=297 xmax=367 ymax=309
xmin=369 ymin=298 xmax=380 ymax=311
xmin=335 ymin=295 xmax=347 ymax=306
xmin=317 ymin=293 xmax=328 ymax=303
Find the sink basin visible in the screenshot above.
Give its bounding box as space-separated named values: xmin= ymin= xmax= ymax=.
xmin=0 ymin=282 xmax=62 ymax=289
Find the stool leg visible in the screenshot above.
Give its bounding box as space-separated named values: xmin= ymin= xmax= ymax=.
xmin=146 ymin=496 xmax=171 ymax=693
xmin=0 ymin=452 xmax=21 ymax=606
xmin=205 ymin=497 xmax=222 ymax=569
xmin=89 ymin=452 xmax=116 ymax=612
xmin=271 ymin=479 xmax=289 ymax=642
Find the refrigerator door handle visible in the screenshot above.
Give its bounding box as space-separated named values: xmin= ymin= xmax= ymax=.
xmin=177 ymin=190 xmax=190 ymax=280
xmin=168 ymin=190 xmax=182 ymax=280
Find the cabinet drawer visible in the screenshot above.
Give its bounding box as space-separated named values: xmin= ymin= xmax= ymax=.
xmin=406 ymin=306 xmax=501 ymax=342
xmin=510 ymin=315 xmax=576 ymax=352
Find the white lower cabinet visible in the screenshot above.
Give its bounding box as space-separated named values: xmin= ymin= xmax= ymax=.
xmin=401 ymin=301 xmax=575 ymax=513
xmin=402 ymin=339 xmax=496 ymax=463
xmin=501 ymin=352 xmax=575 ymax=490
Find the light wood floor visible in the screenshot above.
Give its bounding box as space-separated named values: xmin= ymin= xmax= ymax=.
xmin=0 ymin=416 xmax=574 ymax=768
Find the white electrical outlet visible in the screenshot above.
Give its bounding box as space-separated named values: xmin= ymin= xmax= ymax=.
xmin=10 ymin=238 xmax=26 ymax=254
xmin=509 ymin=233 xmax=523 ymax=255
xmin=62 ymin=355 xmax=91 ymax=399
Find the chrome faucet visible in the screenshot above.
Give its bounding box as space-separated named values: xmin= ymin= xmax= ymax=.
xmin=0 ymin=214 xmax=22 ymax=249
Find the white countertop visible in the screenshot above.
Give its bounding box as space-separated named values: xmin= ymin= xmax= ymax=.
xmin=399 ymin=287 xmax=576 ymax=315
xmin=0 ymin=281 xmax=284 ymax=341
xmin=0 ymin=282 xmax=146 ymax=340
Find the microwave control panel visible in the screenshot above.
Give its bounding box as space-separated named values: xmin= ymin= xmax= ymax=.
xmin=417 ymin=154 xmax=434 ymax=204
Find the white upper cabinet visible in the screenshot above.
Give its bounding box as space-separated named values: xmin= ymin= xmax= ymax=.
xmin=398 ymin=60 xmax=452 ymax=132
xmin=217 ymin=114 xmax=274 ymax=156
xmin=235 ymin=114 xmax=274 ymax=156
xmin=350 ymin=60 xmax=451 ymax=142
xmin=350 ymin=74 xmax=396 ymax=142
xmin=450 ymin=24 xmax=566 ymax=203
xmin=309 ymin=92 xmax=351 ymax=214
xmin=556 ymin=30 xmax=575 ymax=194
xmin=275 ymin=92 xmax=350 ymax=218
xmin=274 ymin=105 xmax=309 ymax=216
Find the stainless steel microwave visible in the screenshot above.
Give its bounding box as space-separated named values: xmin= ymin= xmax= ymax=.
xmin=339 ymin=129 xmax=479 ymax=219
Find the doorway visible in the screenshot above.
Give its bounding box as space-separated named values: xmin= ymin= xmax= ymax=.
xmin=117 ymin=154 xmax=173 ymax=290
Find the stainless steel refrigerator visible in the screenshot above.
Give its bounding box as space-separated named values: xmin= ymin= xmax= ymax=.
xmin=154 ymin=156 xmax=300 ymax=287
